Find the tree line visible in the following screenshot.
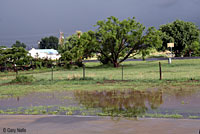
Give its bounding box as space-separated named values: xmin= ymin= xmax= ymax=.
xmin=1 ymin=16 xmax=200 ymax=69
xmin=59 ymin=16 xmax=200 ymax=67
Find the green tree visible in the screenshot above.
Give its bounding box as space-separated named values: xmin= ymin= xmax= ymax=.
xmin=1 ymin=47 xmax=29 ymax=65
xmin=12 ymin=41 xmax=26 ymax=48
xmin=38 ymin=36 xmax=59 ymax=50
xmin=159 ymin=20 xmax=200 ymax=57
xmin=59 ymin=34 xmax=83 ymax=66
xmin=0 ymin=47 xmax=31 ymax=71
xmin=59 ymin=31 xmax=95 ymax=67
xmin=183 ymin=41 xmax=200 ymax=56
xmin=93 ymin=16 xmax=162 ymax=67
xmin=140 ymin=48 xmax=152 ymax=61
xmin=79 ymin=31 xmax=96 ymax=59
xmin=0 ymin=46 xmax=7 ymax=48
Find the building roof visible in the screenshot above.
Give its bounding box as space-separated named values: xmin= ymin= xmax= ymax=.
xmin=28 ymin=48 xmax=61 ymax=60
xmin=29 ymin=48 xmax=59 ymax=55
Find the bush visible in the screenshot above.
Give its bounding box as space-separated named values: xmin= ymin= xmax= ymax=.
xmin=11 ymin=75 xmax=35 ymax=83
xmin=98 ymin=55 xmax=111 ymax=65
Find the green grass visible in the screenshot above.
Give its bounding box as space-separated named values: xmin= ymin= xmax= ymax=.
xmin=144 ymin=113 xmax=183 ymax=119
xmin=0 ymin=107 xmax=189 ymax=120
xmin=0 ymin=105 xmax=89 ymax=115
xmin=0 ymin=59 xmax=200 ymax=98
xmin=2 ymin=60 xmax=200 ymax=80
xmin=188 ymin=116 xmax=200 ymax=119
xmin=0 ymin=78 xmax=199 ymax=99
xmin=0 ymin=105 xmax=190 ymax=119
xmin=1 ymin=59 xmax=200 ymax=82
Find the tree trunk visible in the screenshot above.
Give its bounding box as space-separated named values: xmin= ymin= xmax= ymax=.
xmin=113 ymin=61 xmax=119 ymax=68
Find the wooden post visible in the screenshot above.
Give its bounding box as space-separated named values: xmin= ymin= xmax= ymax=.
xmin=15 ymin=64 xmax=18 ymax=78
xmin=83 ymin=65 xmax=85 ymax=80
xmin=4 ymin=62 xmax=7 ymax=72
xmin=16 ymin=69 xmax=18 ymax=78
xmin=51 ymin=66 xmax=53 ymax=81
xmin=159 ymin=62 xmax=162 ymax=80
xmin=122 ymin=64 xmax=124 ymax=81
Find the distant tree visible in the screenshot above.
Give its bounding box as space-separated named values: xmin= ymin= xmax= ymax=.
xmin=0 ymin=46 xmax=7 ymax=48
xmin=159 ymin=20 xmax=200 ymax=57
xmin=38 ymin=36 xmax=59 ymax=50
xmin=12 ymin=41 xmax=26 ymax=48
xmin=92 ymin=16 xmax=162 ymax=67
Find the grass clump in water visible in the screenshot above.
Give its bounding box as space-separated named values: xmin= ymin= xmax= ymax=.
xmin=188 ymin=115 xmax=200 ymax=119
xmin=145 ymin=113 xmax=183 ymax=119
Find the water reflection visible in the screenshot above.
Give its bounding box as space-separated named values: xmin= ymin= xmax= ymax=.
xmin=74 ymin=90 xmax=163 ymax=117
xmin=0 ymin=88 xmax=199 ymax=117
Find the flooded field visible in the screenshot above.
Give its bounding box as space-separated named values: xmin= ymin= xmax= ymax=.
xmin=0 ymin=88 xmax=200 ymax=119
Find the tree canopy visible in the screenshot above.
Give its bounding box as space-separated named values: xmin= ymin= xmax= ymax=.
xmin=12 ymin=41 xmax=26 ymax=48
xmin=59 ymin=34 xmax=83 ymax=65
xmin=0 ymin=47 xmax=31 ymax=68
xmin=58 ymin=17 xmax=200 ymax=68
xmin=58 ymin=31 xmax=95 ymax=67
xmin=159 ymin=20 xmax=200 ymax=57
xmin=0 ymin=46 xmax=7 ymax=48
xmin=58 ymin=16 xmax=162 ymax=67
xmin=38 ymin=36 xmax=59 ymax=50
xmin=92 ymin=16 xmax=162 ymax=67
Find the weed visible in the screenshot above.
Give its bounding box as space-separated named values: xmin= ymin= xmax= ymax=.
xmin=66 ymin=111 xmax=73 ymax=115
xmin=188 ymin=116 xmax=200 ymax=119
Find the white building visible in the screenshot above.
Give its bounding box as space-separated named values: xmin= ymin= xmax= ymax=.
xmin=29 ymin=48 xmax=61 ymax=60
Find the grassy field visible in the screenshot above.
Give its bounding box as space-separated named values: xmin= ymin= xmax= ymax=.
xmin=1 ymin=59 xmax=200 ymax=81
xmin=0 ymin=59 xmax=200 ymax=98
xmin=0 ymin=59 xmax=200 ymax=119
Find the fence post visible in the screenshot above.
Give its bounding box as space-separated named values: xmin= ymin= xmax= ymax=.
xmin=16 ymin=69 xmax=18 ymax=77
xmin=122 ymin=64 xmax=124 ymax=81
xmin=159 ymin=62 xmax=162 ymax=80
xmin=83 ymin=64 xmax=85 ymax=80
xmin=51 ymin=66 xmax=54 ymax=81
xmin=4 ymin=62 xmax=7 ymax=72
xmin=15 ymin=64 xmax=18 ymax=78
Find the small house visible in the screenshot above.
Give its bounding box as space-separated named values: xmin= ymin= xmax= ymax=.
xmin=29 ymin=48 xmax=61 ymax=60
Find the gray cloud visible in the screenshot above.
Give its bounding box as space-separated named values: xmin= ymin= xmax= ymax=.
xmin=0 ymin=0 xmax=199 ymax=47
xmin=193 ymin=0 xmax=200 ymax=4
xmin=158 ymin=0 xmax=180 ymax=8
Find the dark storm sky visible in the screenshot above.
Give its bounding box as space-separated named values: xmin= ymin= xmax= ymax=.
xmin=0 ymin=0 xmax=200 ymax=48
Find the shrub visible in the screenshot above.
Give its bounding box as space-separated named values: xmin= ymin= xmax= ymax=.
xmin=11 ymin=75 xmax=35 ymax=83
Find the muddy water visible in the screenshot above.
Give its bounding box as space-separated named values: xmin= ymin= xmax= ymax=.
xmin=0 ymin=89 xmax=200 ymax=118
xmin=74 ymin=89 xmax=200 ymax=117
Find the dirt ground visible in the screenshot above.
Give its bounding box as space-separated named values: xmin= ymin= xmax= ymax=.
xmin=0 ymin=115 xmax=200 ymax=134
